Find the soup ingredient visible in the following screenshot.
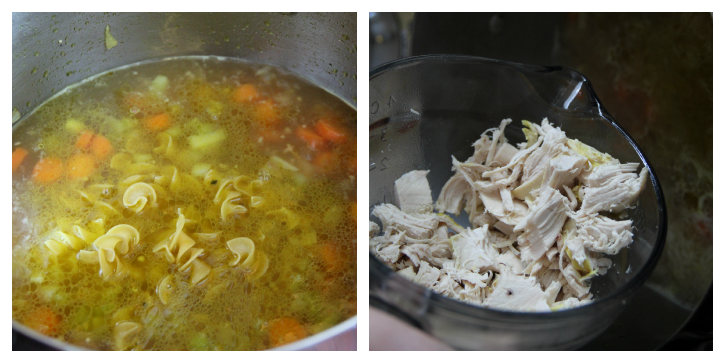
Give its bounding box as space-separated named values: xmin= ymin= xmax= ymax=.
xmin=25 ymin=307 xmax=61 ymax=336
xmin=369 ymin=118 xmax=648 ymax=312
xmin=144 ymin=113 xmax=171 ymax=131
xmin=12 ymin=147 xmax=28 ymax=172
xmin=104 ymin=25 xmax=118 ymax=50
xmin=67 ymin=154 xmax=97 ymax=179
xmin=268 ymin=317 xmax=307 ymax=347
xmin=233 ymin=83 xmax=259 ymax=103
xmin=32 ymin=157 xmax=64 ymax=183
xmin=295 ymin=127 xmax=328 ymax=151
xmin=394 ymin=170 xmax=434 ymax=214
xmin=314 ymin=120 xmax=348 ymax=143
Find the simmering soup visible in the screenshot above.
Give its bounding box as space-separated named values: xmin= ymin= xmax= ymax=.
xmin=12 ymin=57 xmax=357 ymax=350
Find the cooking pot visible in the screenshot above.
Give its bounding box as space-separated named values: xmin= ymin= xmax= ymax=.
xmin=12 ymin=12 xmax=357 ymax=351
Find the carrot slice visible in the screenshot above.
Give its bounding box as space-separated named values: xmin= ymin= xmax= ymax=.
xmin=32 ymin=157 xmax=64 ymax=183
xmin=255 ymin=100 xmax=279 ymax=125
xmin=233 ymin=83 xmax=259 ymax=103
xmin=295 ymin=127 xmax=328 ymax=151
xmin=91 ymin=134 xmax=114 ymax=160
xmin=25 ymin=307 xmax=61 ymax=336
xmin=268 ymin=317 xmax=306 ymax=347
xmin=67 ymin=154 xmax=97 ymax=179
xmin=75 ymin=131 xmax=94 ymax=150
xmin=320 ymin=241 xmax=343 ymax=272
xmin=12 ymin=147 xmax=29 ymax=172
xmin=144 ymin=113 xmax=171 ymax=132
xmin=314 ymin=119 xmax=347 ymax=143
xmin=313 ymin=151 xmax=338 ymax=174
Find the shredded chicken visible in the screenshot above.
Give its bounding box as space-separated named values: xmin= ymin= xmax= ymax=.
xmin=395 ymin=170 xmax=434 ymax=214
xmin=370 ymin=118 xmax=647 ymax=312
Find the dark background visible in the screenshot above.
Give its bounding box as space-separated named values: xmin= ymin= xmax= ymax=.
xmin=369 ymin=12 xmax=712 ymax=351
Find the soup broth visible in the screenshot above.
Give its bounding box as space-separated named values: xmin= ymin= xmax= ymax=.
xmin=12 ymin=57 xmax=357 ymax=350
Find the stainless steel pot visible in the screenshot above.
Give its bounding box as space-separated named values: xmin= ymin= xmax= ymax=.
xmin=12 ymin=12 xmax=357 ymax=351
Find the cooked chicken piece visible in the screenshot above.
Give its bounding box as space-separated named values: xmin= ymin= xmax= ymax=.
xmin=435 ymin=173 xmax=469 ymax=215
xmin=372 ymin=203 xmax=439 ymax=239
xmin=370 ymin=226 xmax=405 ymax=266
xmin=512 ymin=171 xmax=545 ymax=202
xmin=431 ymin=273 xmax=463 ymax=299
xmin=411 ymin=261 xmax=441 ymax=289
xmin=559 ymin=261 xmax=591 ymax=299
xmin=595 ymin=257 xmax=613 ymax=275
xmin=561 ymin=218 xmax=587 ymax=267
xmin=484 ymin=267 xmax=550 ymax=312
xmin=465 ymin=131 xmax=493 ymax=164
xmin=472 ymin=210 xmax=499 ymax=229
xmin=479 ymin=189 xmax=529 ymax=226
xmin=544 ymin=154 xmax=588 ymax=190
xmin=474 ymin=164 xmax=523 ymax=191
xmin=395 ymin=170 xmax=434 ymax=214
xmin=397 ymin=266 xmax=417 ymax=280
xmin=437 ymin=214 xmax=466 ymax=234
xmin=369 ymin=221 xmax=380 ymax=238
xmin=514 ymin=186 xmax=570 ymax=263
xmin=492 ymin=142 xmax=519 ymax=166
xmin=580 ymin=162 xmax=639 ymax=187
xmin=574 ymin=214 xmax=634 ymax=255
xmin=374 ymin=243 xmax=403 ymax=266
xmin=520 ymin=119 xmax=569 ymax=183
xmin=538 ymin=268 xmax=567 ymax=291
xmin=543 ymin=280 xmax=563 ymax=307
xmin=496 ymin=250 xmax=525 ymax=274
xmin=493 ymin=220 xmax=515 ymax=236
xmin=441 ymin=264 xmax=492 ymax=288
xmin=485 ymin=119 xmax=513 ymax=166
xmin=523 ymin=255 xmax=553 ymax=277
xmin=579 ymin=165 xmax=649 ymax=215
xmin=562 ymin=185 xmax=578 ymax=209
xmin=401 ymin=242 xmax=452 ymax=268
xmin=449 ymin=227 xmax=499 ymax=273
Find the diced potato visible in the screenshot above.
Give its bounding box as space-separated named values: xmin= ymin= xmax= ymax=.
xmin=189 ymin=129 xmax=227 ymax=150
xmin=65 ymin=118 xmax=85 ymax=133
xmin=150 ymin=75 xmax=169 ymax=93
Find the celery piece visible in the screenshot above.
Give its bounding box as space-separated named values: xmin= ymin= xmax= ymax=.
xmin=521 ymin=120 xmax=539 ymax=148
xmin=567 ymin=139 xmax=617 ymax=168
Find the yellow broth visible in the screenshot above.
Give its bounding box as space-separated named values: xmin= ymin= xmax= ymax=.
xmin=11 ymin=57 xmax=357 ymax=350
